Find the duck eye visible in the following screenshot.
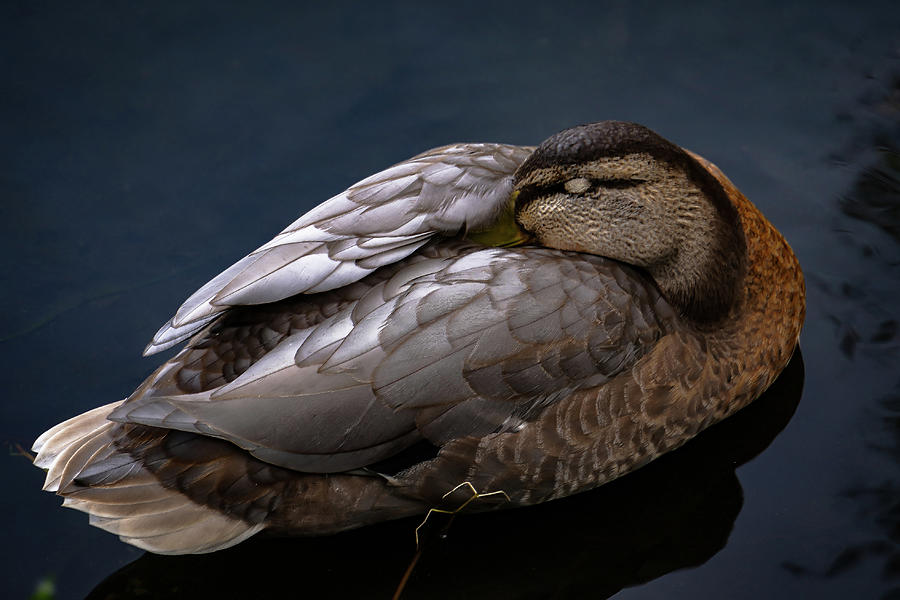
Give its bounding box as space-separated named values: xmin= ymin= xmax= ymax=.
xmin=564 ymin=177 xmax=592 ymax=194
xmin=563 ymin=177 xmax=645 ymax=195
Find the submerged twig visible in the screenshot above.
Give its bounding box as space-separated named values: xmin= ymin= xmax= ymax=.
xmin=415 ymin=481 xmax=510 ymax=547
xmin=393 ymin=482 xmax=510 ymax=599
xmin=392 ymin=546 xmax=423 ymax=600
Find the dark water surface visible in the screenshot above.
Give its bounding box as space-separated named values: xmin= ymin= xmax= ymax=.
xmin=3 ymin=2 xmax=899 ymax=598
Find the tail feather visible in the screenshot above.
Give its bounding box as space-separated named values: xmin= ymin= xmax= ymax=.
xmin=64 ymin=477 xmax=172 ymax=504
xmin=73 ymin=451 xmax=147 ymax=487
xmin=33 ymin=403 xmax=118 ymax=468
xmin=55 ymin=425 xmax=118 ymax=493
xmin=118 ymin=512 xmax=263 ymax=554
xmin=62 ymin=494 xmax=186 ymax=519
xmin=32 ymin=401 xmax=265 ymax=554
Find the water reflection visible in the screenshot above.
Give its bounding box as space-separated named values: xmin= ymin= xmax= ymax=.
xmin=832 ymin=134 xmax=900 ymax=359
xmin=838 ymin=70 xmax=900 ymax=245
xmin=837 ymin=130 xmax=900 ymax=597
xmin=841 ymin=149 xmax=900 ymax=245
xmin=783 ymin=380 xmax=900 ymax=597
xmin=85 ymin=351 xmax=804 ymax=599
xmin=786 ymin=74 xmax=900 ymax=598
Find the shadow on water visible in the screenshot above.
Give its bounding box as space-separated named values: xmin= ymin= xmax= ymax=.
xmin=84 ymin=351 xmax=804 ymax=600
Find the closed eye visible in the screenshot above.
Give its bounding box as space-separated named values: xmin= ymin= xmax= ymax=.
xmin=515 ymin=177 xmax=645 ymax=208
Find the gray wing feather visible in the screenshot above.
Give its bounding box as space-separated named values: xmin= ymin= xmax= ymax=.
xmin=116 ymin=243 xmax=676 ymax=474
xmin=145 ymin=144 xmax=535 ymax=355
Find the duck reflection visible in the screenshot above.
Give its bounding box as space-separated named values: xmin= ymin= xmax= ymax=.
xmin=85 ymin=350 xmax=803 ymax=599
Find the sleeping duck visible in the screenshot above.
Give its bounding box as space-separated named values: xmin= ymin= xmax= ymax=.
xmin=32 ymin=121 xmax=805 ymax=555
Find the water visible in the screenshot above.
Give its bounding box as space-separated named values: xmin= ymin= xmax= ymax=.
xmin=2 ymin=1 xmax=899 ymax=598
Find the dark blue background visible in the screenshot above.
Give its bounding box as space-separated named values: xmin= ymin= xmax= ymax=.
xmin=3 ymin=1 xmax=899 ymax=598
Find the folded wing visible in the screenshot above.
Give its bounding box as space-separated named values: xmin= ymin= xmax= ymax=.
xmin=114 ymin=243 xmax=678 ymax=474
xmin=146 ymin=144 xmax=535 ymax=355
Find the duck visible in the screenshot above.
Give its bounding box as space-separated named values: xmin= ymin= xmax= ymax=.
xmin=32 ymin=121 xmax=806 ymax=555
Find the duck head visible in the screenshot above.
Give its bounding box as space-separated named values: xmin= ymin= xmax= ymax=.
xmin=513 ymin=121 xmax=747 ymax=323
